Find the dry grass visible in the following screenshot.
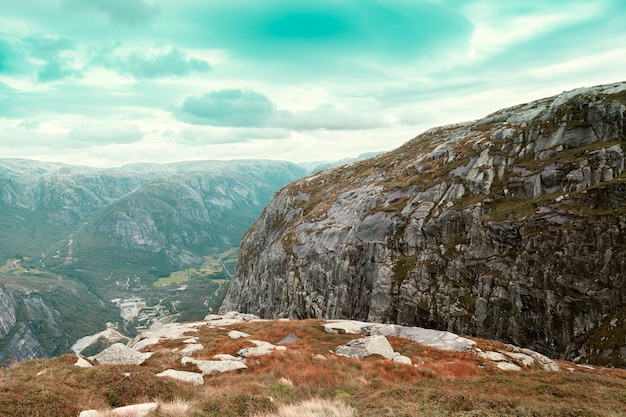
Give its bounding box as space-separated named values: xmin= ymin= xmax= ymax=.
xmin=0 ymin=319 xmax=625 ymax=417
xmin=252 ymin=398 xmax=355 ymax=417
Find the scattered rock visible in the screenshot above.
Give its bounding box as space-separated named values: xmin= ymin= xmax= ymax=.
xmin=392 ymin=354 xmax=412 ymax=365
xmin=181 ymin=357 xmax=247 ymax=375
xmin=479 ymin=351 xmax=507 ymax=362
xmin=156 ymin=369 xmax=204 ymax=385
xmin=181 ymin=343 xmax=203 ymax=356
xmin=212 ymin=353 xmax=244 ymax=362
xmin=74 ymin=356 xmax=93 ymax=368
xmin=79 ymin=402 xmax=158 ymax=417
xmin=334 ymin=335 xmax=395 ymax=360
xmin=237 ymin=340 xmax=287 ymax=358
xmin=324 ymin=320 xmax=370 ymax=335
xmin=228 ymin=330 xmax=250 ymax=339
xmin=370 ymin=324 xmax=476 ymax=352
xmin=92 ymin=343 xmax=152 ymax=366
xmin=278 ymin=333 xmax=299 ymax=344
xmin=496 ymin=362 xmax=522 ymax=372
xmin=324 ymin=321 xmax=476 ymax=352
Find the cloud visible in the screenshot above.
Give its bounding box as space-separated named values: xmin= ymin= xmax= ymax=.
xmin=177 ymin=89 xmax=385 ymax=130
xmin=0 ymin=39 xmax=22 ymax=74
xmin=179 ymin=89 xmax=277 ymax=127
xmin=113 ymin=47 xmax=211 ymax=79
xmin=65 ymin=0 xmax=160 ymax=26
xmin=28 ymin=37 xmax=82 ymax=82
xmin=68 ymin=122 xmax=143 ymax=146
xmin=172 ymin=0 xmax=472 ymax=73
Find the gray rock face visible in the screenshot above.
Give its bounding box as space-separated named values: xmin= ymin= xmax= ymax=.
xmin=221 ymin=82 xmax=626 ymax=364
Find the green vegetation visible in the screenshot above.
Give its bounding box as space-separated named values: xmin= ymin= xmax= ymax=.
xmin=392 ymin=254 xmax=418 ymax=284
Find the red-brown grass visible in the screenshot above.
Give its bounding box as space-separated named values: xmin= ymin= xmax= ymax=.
xmin=1 ymin=319 xmax=626 ymax=417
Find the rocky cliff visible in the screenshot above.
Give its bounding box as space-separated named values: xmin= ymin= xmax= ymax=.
xmin=221 ymin=82 xmax=626 ymax=366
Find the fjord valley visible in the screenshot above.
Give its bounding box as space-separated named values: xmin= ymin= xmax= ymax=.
xmin=0 ymin=159 xmax=307 ymax=365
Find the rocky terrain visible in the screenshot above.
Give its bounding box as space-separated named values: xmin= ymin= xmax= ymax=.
xmin=1 ymin=312 xmax=625 ymax=416
xmin=221 ymin=82 xmax=626 ymax=366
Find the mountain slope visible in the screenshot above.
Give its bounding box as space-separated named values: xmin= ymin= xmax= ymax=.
xmin=221 ymin=82 xmax=626 ymax=366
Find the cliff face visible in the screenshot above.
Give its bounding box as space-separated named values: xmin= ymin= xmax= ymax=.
xmin=221 ymin=82 xmax=626 ymax=365
xmin=0 ymin=280 xmax=120 ymax=366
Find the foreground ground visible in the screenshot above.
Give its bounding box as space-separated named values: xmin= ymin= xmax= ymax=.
xmin=0 ymin=317 xmax=625 ymax=417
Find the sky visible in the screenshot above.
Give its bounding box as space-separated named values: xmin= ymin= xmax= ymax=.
xmin=0 ymin=0 xmax=625 ymax=167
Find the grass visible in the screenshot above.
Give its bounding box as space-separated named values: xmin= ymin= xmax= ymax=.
xmin=1 ymin=319 xmax=625 ymax=416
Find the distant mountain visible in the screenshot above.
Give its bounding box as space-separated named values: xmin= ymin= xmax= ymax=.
xmin=221 ymin=82 xmax=626 ymax=367
xmin=0 ymin=158 xmax=307 ymax=363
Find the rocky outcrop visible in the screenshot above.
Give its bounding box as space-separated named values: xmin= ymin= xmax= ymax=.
xmin=0 ymin=282 xmax=118 ymax=367
xmin=92 ymin=343 xmax=153 ymax=365
xmin=221 ymin=82 xmax=626 ymax=365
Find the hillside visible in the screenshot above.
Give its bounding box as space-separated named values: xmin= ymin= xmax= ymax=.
xmin=221 ymin=82 xmax=626 ymax=367
xmin=0 ymin=159 xmax=307 ymax=364
xmin=0 ymin=313 xmax=625 ymax=417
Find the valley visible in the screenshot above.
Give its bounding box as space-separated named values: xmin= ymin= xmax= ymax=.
xmin=0 ymin=159 xmax=307 ymax=364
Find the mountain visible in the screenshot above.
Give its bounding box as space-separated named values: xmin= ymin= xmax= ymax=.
xmin=221 ymin=82 xmax=626 ymax=367
xmin=0 ymin=159 xmax=308 ymax=364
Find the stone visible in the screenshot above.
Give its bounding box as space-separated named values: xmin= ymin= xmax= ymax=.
xmin=324 ymin=320 xmax=371 ymax=335
xmin=181 ymin=357 xmax=247 ymax=375
xmin=334 ymin=335 xmax=395 ymax=360
xmin=79 ymin=402 xmax=158 ymax=417
xmin=392 ymin=354 xmax=412 ymax=365
xmin=479 ymin=351 xmax=507 ymax=362
xmin=93 ymin=343 xmax=152 ymax=365
xmin=496 ymin=362 xmax=522 ymax=372
xmin=156 ymin=369 xmax=204 ymax=385
xmin=237 ymin=340 xmax=287 ymax=358
xmin=370 ymin=324 xmax=476 ymax=352
xmin=181 ymin=343 xmax=203 ymax=356
xmin=228 ymin=330 xmax=250 ymax=339
xmin=74 ymin=356 xmax=93 ymax=368
xmin=212 ymin=353 xmax=244 ymax=361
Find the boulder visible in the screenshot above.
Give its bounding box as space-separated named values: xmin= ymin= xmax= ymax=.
xmin=181 ymin=343 xmax=203 ymax=356
xmin=79 ymin=402 xmax=158 ymax=417
xmin=334 ymin=335 xmax=395 ymax=360
xmin=181 ymin=357 xmax=247 ymax=375
xmin=93 ymin=343 xmax=152 ymax=365
xmin=74 ymin=356 xmax=93 ymax=368
xmin=228 ymin=330 xmax=250 ymax=339
xmin=237 ymin=340 xmax=287 ymax=358
xmin=156 ymin=369 xmax=204 ymax=385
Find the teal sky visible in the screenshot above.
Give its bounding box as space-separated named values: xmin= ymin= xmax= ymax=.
xmin=0 ymin=0 xmax=624 ymax=166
